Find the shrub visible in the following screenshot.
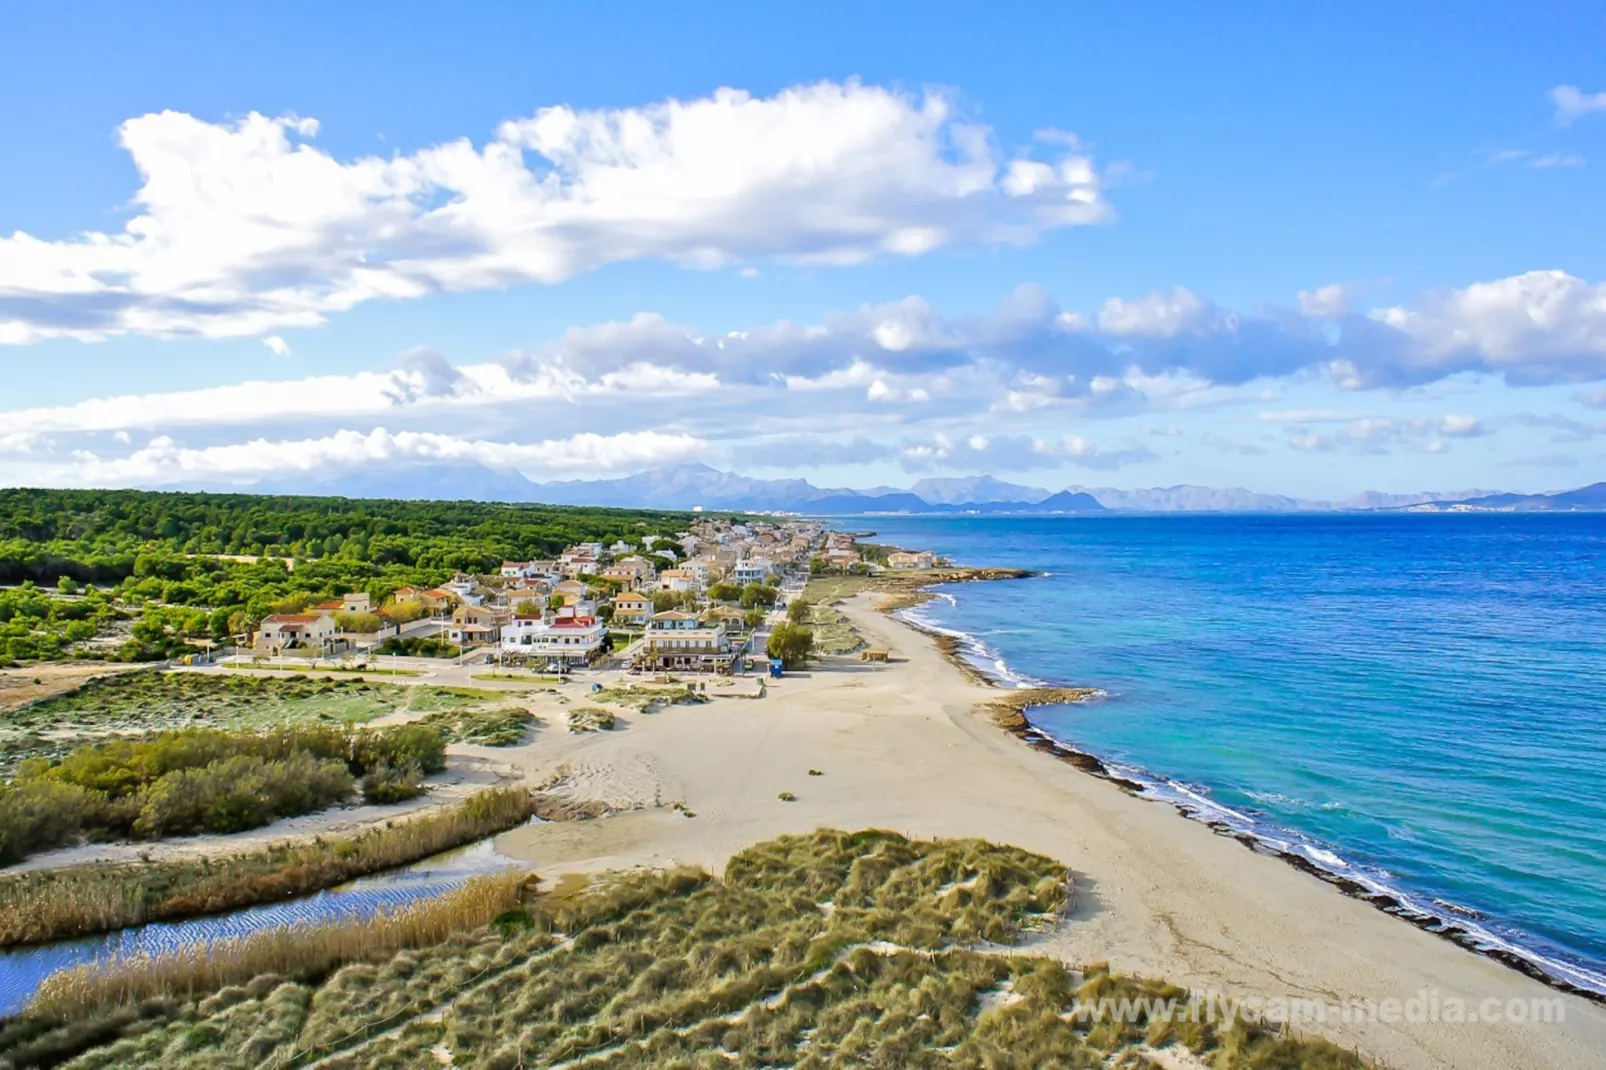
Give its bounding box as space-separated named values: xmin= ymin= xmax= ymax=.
xmin=353 ymin=723 xmax=446 ymax=775
xmin=0 ymin=779 xmax=107 ymax=864
xmin=360 ymin=761 xmax=425 ymax=805
xmin=131 ymin=754 xmax=353 ymax=838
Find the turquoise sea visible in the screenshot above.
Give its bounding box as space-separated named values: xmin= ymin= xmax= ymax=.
xmin=849 ymin=513 xmax=1606 ymax=995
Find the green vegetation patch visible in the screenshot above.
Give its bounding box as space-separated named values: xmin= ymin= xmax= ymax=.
xmin=566 ymin=707 xmax=616 ymax=733
xmin=589 ymin=684 xmax=709 ymax=710
xmin=415 ymin=707 xmax=538 ymax=747
xmin=0 ymin=723 xmax=447 ymax=864
xmin=10 ymin=829 xmax=1364 ymax=1070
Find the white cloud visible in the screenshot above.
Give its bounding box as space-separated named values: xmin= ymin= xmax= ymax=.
xmin=0 ymin=82 xmax=1111 ymax=344
xmin=1551 ymin=85 xmax=1606 ymax=125
xmin=1096 ymin=287 xmax=1222 ymax=336
xmin=899 ymin=431 xmax=1155 ymax=472
xmin=1297 ymin=283 xmax=1358 ymax=318
xmin=65 ymin=427 xmax=705 ymax=484
xmin=1282 ymin=413 xmax=1488 ymax=454
xmin=1529 ymin=153 xmax=1584 ymax=169
xmin=8 ymin=270 xmax=1606 ymax=455
xmin=1363 ymin=270 xmax=1606 ymax=385
xmin=262 ymin=335 xmax=291 ymax=357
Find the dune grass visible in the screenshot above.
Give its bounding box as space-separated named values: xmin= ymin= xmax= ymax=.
xmin=0 ymin=786 xmax=537 ymax=947
xmin=566 ymin=707 xmax=615 ymax=732
xmin=2 ymin=829 xmax=1369 ymax=1070
xmin=587 ymin=684 xmax=708 ymax=710
xmin=412 ymin=707 xmax=538 ymax=747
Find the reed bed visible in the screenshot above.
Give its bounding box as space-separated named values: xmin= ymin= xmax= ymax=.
xmin=27 ymin=869 xmax=527 ymax=1022
xmin=0 ymin=785 xmax=537 ymax=946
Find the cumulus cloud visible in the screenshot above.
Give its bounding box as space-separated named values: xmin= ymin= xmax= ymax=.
xmin=0 ymin=82 xmax=1111 ymax=344
xmin=8 ymin=271 xmax=1606 ymax=451
xmin=1358 ymin=270 xmax=1606 ymax=385
xmin=1552 ymin=85 xmax=1606 ymax=125
xmin=65 ymin=427 xmax=706 ymax=484
xmin=262 ymin=335 xmax=291 ymax=357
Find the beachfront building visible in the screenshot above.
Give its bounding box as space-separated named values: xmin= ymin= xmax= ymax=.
xmin=256 ymin=612 xmax=337 ymax=652
xmin=611 ymin=590 xmax=653 ymax=626
xmin=635 ymin=610 xmax=736 ymax=673
xmin=448 ymin=604 xmax=502 ymax=646
xmin=500 ymin=614 xmax=608 ymax=667
xmin=887 ymin=550 xmax=938 ymax=570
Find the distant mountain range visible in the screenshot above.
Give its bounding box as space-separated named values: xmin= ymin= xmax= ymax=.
xmin=1406 ymin=482 xmax=1606 ymax=512
xmin=156 ymin=462 xmax=1606 ymax=514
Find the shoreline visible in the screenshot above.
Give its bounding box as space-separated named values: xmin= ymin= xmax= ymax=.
xmin=884 ymin=571 xmax=1606 ymax=1007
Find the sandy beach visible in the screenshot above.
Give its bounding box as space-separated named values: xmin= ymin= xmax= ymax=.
xmin=486 ymin=591 xmax=1606 ymax=1070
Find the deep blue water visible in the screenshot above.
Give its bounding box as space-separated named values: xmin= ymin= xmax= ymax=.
xmin=855 ymin=513 xmax=1606 ymax=994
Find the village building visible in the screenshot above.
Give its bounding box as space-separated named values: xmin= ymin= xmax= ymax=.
xmin=635 ymin=610 xmax=736 ymax=673
xmin=887 ymin=550 xmax=938 ymax=570
xmin=500 ymin=613 xmax=608 ymax=666
xmin=256 ymin=613 xmax=337 ymax=652
xmin=611 ymin=590 xmax=654 ymax=626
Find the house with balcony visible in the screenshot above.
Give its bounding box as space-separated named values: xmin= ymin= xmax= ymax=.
xmin=635 ymin=610 xmax=735 ymax=673
xmin=448 ymin=603 xmax=502 ymax=646
xmin=500 ymin=613 xmax=608 ymax=667
xmin=887 ymin=550 xmax=939 ymax=570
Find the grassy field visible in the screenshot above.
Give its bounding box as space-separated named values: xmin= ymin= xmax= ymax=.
xmin=0 ymin=672 xmax=508 ymax=776
xmin=1 ymin=830 xmax=1368 ymax=1069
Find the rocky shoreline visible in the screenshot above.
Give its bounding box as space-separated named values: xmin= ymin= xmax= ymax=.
xmin=873 ymin=566 xmax=1606 ymax=1008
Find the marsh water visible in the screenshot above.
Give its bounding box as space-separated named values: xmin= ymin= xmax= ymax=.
xmin=0 ymin=835 xmax=523 ymax=1015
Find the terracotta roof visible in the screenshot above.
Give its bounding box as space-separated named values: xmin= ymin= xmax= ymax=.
xmin=263 ymin=613 xmax=322 ymax=624
xmin=551 ymin=615 xmax=598 ymax=628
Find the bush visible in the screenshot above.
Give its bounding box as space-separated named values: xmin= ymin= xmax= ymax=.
xmin=353 ymin=724 xmax=446 ymax=776
xmin=0 ymin=779 xmax=107 ymax=865
xmin=131 ymin=754 xmax=353 ymax=838
xmin=360 ymin=762 xmax=425 ymax=805
xmin=0 ymin=722 xmax=447 ymax=861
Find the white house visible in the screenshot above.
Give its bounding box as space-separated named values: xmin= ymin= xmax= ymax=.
xmin=635 ymin=611 xmax=734 ymax=672
xmin=256 ymin=613 xmax=337 ymax=651
xmin=500 ymin=614 xmax=608 ymax=665
xmin=732 ymin=558 xmax=772 ymax=586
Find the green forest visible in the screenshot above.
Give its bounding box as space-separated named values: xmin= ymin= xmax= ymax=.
xmin=0 ymin=489 xmax=701 ymax=664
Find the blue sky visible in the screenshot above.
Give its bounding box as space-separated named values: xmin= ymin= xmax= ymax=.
xmin=2 ymin=1 xmax=1605 ymax=498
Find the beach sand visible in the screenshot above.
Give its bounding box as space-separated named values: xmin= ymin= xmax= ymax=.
xmin=493 ymin=592 xmax=1606 ymax=1069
